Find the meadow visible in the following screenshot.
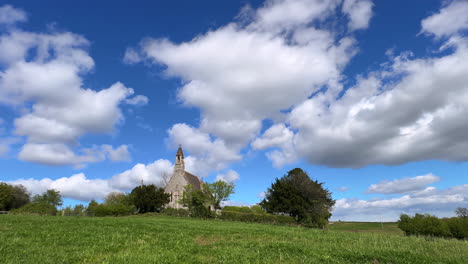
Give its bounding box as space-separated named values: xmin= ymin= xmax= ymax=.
xmin=0 ymin=215 xmax=467 ymax=264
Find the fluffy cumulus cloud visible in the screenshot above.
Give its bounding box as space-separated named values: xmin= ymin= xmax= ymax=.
xmin=167 ymin=124 xmax=241 ymax=176
xmin=0 ymin=5 xmax=146 ymax=167
xmin=128 ymin=0 xmax=373 ymax=174
xmin=251 ymin=123 xmax=297 ymax=168
xmin=421 ymin=0 xmax=468 ymax=38
xmin=257 ymin=0 xmax=468 ymax=168
xmin=333 ymin=183 xmax=468 ymax=221
xmin=366 ymin=174 xmax=440 ymax=194
xmin=215 ymin=170 xmax=240 ymax=183
xmin=8 ymin=159 xmax=173 ymax=201
xmin=0 ymin=5 xmax=27 ymax=25
xmin=342 ymin=0 xmax=374 ymax=31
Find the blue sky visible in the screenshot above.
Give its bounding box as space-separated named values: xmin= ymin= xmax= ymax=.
xmin=1 ymin=0 xmax=467 ymax=221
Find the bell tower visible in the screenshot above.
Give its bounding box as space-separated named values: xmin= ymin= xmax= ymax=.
xmin=174 ymin=145 xmax=185 ymax=172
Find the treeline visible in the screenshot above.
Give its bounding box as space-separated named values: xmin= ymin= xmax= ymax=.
xmin=398 ymin=209 xmax=468 ymax=240
xmin=1 ymin=168 xmax=335 ymax=229
xmin=0 ymin=182 xmax=62 ymax=216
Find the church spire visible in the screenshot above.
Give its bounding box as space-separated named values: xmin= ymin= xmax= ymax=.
xmin=174 ymin=145 xmax=185 ymax=171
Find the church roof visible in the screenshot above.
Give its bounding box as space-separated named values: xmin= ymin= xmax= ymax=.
xmin=184 ymin=171 xmax=202 ymax=190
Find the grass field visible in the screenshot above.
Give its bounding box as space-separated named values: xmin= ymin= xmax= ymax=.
xmin=1 ymin=215 xmax=467 ymax=263
xmin=329 ymin=222 xmax=404 ymax=235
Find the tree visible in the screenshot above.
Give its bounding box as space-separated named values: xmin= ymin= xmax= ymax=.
xmin=33 ymin=189 xmax=62 ymax=207
xmin=260 ymin=168 xmax=335 ymax=228
xmin=86 ymin=200 xmax=99 ymax=216
xmin=129 ymin=184 xmax=170 ymax=213
xmin=179 ymin=184 xmax=213 ymax=218
xmin=456 ymin=207 xmax=468 ymax=218
xmin=104 ymin=192 xmax=131 ymax=206
xmin=10 ymin=185 xmax=30 ymax=209
xmin=0 ymin=183 xmax=13 ymax=211
xmin=205 ymin=181 xmax=235 ymax=210
xmin=0 ymin=183 xmax=30 ymax=211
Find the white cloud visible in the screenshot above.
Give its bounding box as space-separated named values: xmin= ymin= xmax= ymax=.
xmin=17 ymin=143 xmax=131 ymax=167
xmin=102 ymin=144 xmax=131 ymax=162
xmin=342 ymin=0 xmax=374 ymax=31
xmin=128 ymin=0 xmax=363 ymax=174
xmin=266 ymin=16 xmax=468 ymax=167
xmin=8 ymin=159 xmax=173 ymax=201
xmin=125 ymin=95 xmax=149 ymax=106
xmin=167 ymin=123 xmax=241 ymax=176
xmin=421 ymin=0 xmax=468 ymax=38
xmin=215 ymin=170 xmax=240 ymax=183
xmin=252 ymin=123 xmax=294 ymax=150
xmin=108 ymin=159 xmax=173 ymax=190
xmin=0 ymin=14 xmax=146 ymax=166
xmin=333 ymin=184 xmax=468 ymax=221
xmin=336 ymin=186 xmax=349 ymax=192
xmin=366 ymin=174 xmax=440 ymax=194
xmin=123 ymin=47 xmax=142 ymax=64
xmin=252 ymin=123 xmax=298 ymax=167
xmin=0 ymin=5 xmax=27 ymax=25
xmin=251 ymin=0 xmax=341 ymax=32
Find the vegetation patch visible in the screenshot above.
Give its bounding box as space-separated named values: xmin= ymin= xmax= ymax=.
xmin=1 ymin=215 xmax=467 ymax=264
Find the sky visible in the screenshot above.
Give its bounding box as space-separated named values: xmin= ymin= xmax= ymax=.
xmin=0 ymin=0 xmax=467 ymax=221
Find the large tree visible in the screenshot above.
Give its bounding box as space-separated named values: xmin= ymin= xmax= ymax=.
xmin=179 ymin=184 xmax=213 ymax=218
xmin=130 ymin=184 xmax=170 ymax=213
xmin=33 ymin=189 xmax=62 ymax=207
xmin=0 ymin=183 xmax=30 ymax=211
xmin=205 ymin=181 xmax=235 ymax=210
xmin=260 ymin=168 xmax=335 ymax=228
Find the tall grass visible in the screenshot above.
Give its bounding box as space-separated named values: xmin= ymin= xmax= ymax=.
xmin=0 ymin=215 xmax=467 ymax=263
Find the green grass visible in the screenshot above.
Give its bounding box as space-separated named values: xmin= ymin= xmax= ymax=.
xmin=328 ymin=221 xmax=404 ymax=235
xmin=1 ymin=215 xmax=467 ymax=263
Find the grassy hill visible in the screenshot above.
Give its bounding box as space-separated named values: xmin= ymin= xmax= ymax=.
xmin=0 ymin=215 xmax=466 ymax=263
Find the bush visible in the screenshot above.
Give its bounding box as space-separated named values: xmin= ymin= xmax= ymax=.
xmin=10 ymin=203 xmax=57 ymax=216
xmin=222 ymin=206 xmax=253 ymax=213
xmin=161 ymin=208 xmax=190 ymax=217
xmin=445 ymin=217 xmax=468 ymax=239
xmin=93 ymin=204 xmax=135 ymax=217
xmin=219 ymin=211 xmax=296 ymax=225
xmin=398 ymin=214 xmax=451 ymax=238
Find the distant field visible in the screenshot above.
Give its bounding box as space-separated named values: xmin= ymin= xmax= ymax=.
xmin=1 ymin=215 xmax=467 ymax=263
xmin=329 ymin=221 xmax=404 ymax=235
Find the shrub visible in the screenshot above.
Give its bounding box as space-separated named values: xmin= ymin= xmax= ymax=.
xmin=219 ymin=211 xmax=296 ymax=225
xmin=161 ymin=208 xmax=190 ymax=217
xmin=10 ymin=203 xmax=57 ymax=216
xmin=250 ymin=205 xmax=267 ymax=214
xmin=93 ymin=203 xmax=135 ymax=217
xmin=398 ymin=214 xmax=451 ymax=238
xmin=445 ymin=217 xmax=468 ymax=239
xmin=222 ymin=206 xmax=253 ymax=213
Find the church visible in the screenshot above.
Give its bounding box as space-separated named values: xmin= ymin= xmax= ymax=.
xmin=164 ymin=146 xmax=203 ymax=209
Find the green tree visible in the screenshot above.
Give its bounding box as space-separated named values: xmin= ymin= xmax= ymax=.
xmin=129 ymin=184 xmax=170 ymax=213
xmin=0 ymin=182 xmax=13 ymax=211
xmin=205 ymin=181 xmax=235 ymax=209
xmin=104 ymin=192 xmax=131 ymax=206
xmin=260 ymin=168 xmax=335 ymax=228
xmin=33 ymin=189 xmax=62 ymax=207
xmin=179 ymin=184 xmax=213 ymax=218
xmin=0 ymin=183 xmax=30 ymax=211
xmin=10 ymin=185 xmax=30 ymax=209
xmin=86 ymin=200 xmax=99 ymax=216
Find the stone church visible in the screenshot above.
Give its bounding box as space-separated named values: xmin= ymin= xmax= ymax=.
xmin=164 ymin=146 xmax=203 ymax=209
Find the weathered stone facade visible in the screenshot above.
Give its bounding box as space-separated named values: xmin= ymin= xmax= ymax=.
xmin=164 ymin=146 xmax=203 ymax=209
